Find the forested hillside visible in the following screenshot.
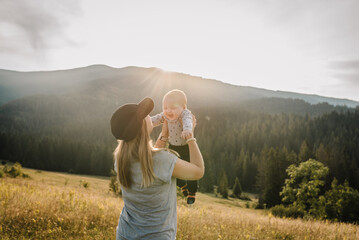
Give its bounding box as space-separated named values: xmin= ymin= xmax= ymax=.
xmin=1 ymin=101 xmax=358 ymax=207
xmin=0 ymin=65 xmax=358 ymax=209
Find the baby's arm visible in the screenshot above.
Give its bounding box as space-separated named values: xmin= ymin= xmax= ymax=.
xmin=181 ymin=109 xmax=193 ymax=140
xmin=151 ymin=112 xmax=165 ymax=127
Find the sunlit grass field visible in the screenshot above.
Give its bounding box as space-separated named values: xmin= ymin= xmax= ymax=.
xmin=1 ymin=167 xmax=358 ymax=239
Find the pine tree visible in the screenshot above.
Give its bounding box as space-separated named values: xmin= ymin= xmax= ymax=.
xmin=298 ymin=140 xmax=312 ymax=163
xmin=232 ymin=177 xmax=242 ymax=198
xmin=199 ymin=151 xmax=215 ymax=192
xmin=316 ymin=143 xmax=328 ymax=166
xmin=218 ymin=169 xmax=229 ymax=199
xmin=257 ymin=147 xmax=291 ymax=208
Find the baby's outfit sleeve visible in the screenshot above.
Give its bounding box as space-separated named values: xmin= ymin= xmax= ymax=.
xmin=151 ymin=112 xmax=164 ymax=127
xmin=181 ymin=109 xmax=193 ymax=131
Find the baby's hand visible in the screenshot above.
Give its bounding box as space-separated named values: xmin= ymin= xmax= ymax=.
xmin=181 ymin=130 xmax=193 ymax=140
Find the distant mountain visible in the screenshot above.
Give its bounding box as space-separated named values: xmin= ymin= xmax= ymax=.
xmin=0 ymin=64 xmax=355 ymax=137
xmin=0 ymin=65 xmax=115 ymax=106
xmin=1 ymin=65 xmax=359 ymax=193
xmin=1 ymin=65 xmax=358 ymax=108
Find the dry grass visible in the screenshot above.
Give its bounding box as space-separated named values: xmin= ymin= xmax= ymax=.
xmin=177 ymin=194 xmax=359 ymax=239
xmin=1 ymin=168 xmax=358 ymax=240
xmin=0 ymin=168 xmax=122 ymax=239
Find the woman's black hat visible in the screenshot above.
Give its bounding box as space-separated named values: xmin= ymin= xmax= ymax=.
xmin=110 ymin=97 xmax=154 ymax=141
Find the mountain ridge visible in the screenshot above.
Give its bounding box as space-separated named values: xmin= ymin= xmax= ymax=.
xmin=0 ymin=65 xmax=358 ymax=108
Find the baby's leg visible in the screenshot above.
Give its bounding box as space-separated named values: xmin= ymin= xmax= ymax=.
xmin=169 ymin=144 xmax=190 ymax=197
xmin=186 ymin=180 xmax=197 ymax=204
xmin=187 ymin=180 xmax=198 ymax=194
xmin=177 ymin=179 xmax=187 ymax=189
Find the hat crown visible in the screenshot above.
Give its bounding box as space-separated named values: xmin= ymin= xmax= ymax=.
xmin=110 ymin=98 xmax=154 ymax=141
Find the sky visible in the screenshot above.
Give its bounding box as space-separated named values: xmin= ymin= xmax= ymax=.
xmin=1 ymin=0 xmax=359 ymax=101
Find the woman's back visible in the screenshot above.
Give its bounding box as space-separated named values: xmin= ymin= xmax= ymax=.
xmin=116 ymin=150 xmax=178 ymax=240
xmin=111 ymin=98 xmax=204 ymax=240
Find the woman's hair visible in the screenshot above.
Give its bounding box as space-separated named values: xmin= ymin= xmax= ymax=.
xmin=113 ymin=119 xmax=155 ymax=188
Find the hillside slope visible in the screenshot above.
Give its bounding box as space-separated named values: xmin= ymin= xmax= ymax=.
xmin=1 ymin=166 xmax=358 ymax=239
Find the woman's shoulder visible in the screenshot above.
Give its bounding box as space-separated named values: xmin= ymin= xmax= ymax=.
xmin=153 ymin=148 xmax=179 ymax=159
xmin=152 ymin=149 xmax=178 ymax=182
xmin=152 ymin=149 xmax=179 ymax=166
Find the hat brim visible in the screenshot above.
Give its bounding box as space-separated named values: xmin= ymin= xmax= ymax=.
xmin=137 ymin=97 xmax=154 ymax=118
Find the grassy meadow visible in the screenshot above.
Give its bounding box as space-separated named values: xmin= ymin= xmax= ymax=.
xmin=1 ymin=166 xmax=358 ymax=240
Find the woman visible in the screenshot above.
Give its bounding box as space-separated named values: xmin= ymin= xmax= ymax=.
xmin=110 ymin=97 xmax=204 ymax=240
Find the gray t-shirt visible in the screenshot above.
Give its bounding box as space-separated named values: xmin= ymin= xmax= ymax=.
xmin=115 ymin=150 xmax=178 ymax=240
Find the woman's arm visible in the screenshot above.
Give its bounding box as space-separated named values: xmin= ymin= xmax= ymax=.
xmin=154 ymin=119 xmax=169 ymax=148
xmin=172 ymin=140 xmax=204 ymax=180
xmin=172 ymin=115 xmax=205 ymax=180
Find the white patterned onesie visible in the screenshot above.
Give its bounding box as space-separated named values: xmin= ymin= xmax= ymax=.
xmin=151 ymin=109 xmax=193 ymax=146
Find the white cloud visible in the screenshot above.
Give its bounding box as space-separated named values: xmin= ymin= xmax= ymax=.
xmin=0 ymin=0 xmax=81 ymax=53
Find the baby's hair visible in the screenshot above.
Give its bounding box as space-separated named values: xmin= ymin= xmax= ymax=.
xmin=163 ymin=89 xmax=187 ymax=107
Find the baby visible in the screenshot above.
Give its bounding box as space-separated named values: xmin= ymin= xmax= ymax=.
xmin=151 ymin=89 xmax=198 ymax=204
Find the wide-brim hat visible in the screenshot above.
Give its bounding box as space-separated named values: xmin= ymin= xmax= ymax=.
xmin=110 ymin=97 xmax=154 ymax=141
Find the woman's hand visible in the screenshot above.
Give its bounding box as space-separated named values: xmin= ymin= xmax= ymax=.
xmin=181 ymin=130 xmax=192 ymax=140
xmin=181 ymin=113 xmax=197 ymax=140
xmin=180 ymin=113 xmax=197 ymax=139
xmin=154 ymin=120 xmax=169 ymax=148
xmin=161 ymin=119 xmax=169 ymax=138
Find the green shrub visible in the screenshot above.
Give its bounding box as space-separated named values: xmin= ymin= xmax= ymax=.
xmin=109 ymin=170 xmax=121 ymax=196
xmin=252 ymin=203 xmax=259 ymax=209
xmin=3 ymin=162 xmax=26 ymax=178
xmin=1 ymin=163 xmax=30 ymax=178
xmin=271 ymin=204 xmax=305 ymax=219
xmin=0 ymin=167 xmax=4 ymax=178
xmin=11 ymin=163 xmax=23 ymax=177
xmin=324 ymin=179 xmax=359 ymax=223
xmin=81 ymin=180 xmax=89 ymax=188
xmin=239 ymin=193 xmax=251 ymax=201
xmin=213 ymin=185 xmax=219 ymax=197
xmin=22 ymin=173 xmax=30 ymax=178
xmin=254 ymin=203 xmax=264 ymax=209
xmin=176 ymin=186 xmax=186 ymax=199
xmin=280 ymin=159 xmax=328 ymax=214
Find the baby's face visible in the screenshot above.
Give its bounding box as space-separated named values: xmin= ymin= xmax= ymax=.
xmin=163 ymin=97 xmax=184 ymax=121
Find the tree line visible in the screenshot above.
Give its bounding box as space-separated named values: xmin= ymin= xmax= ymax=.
xmin=0 ymin=102 xmax=358 ymax=213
